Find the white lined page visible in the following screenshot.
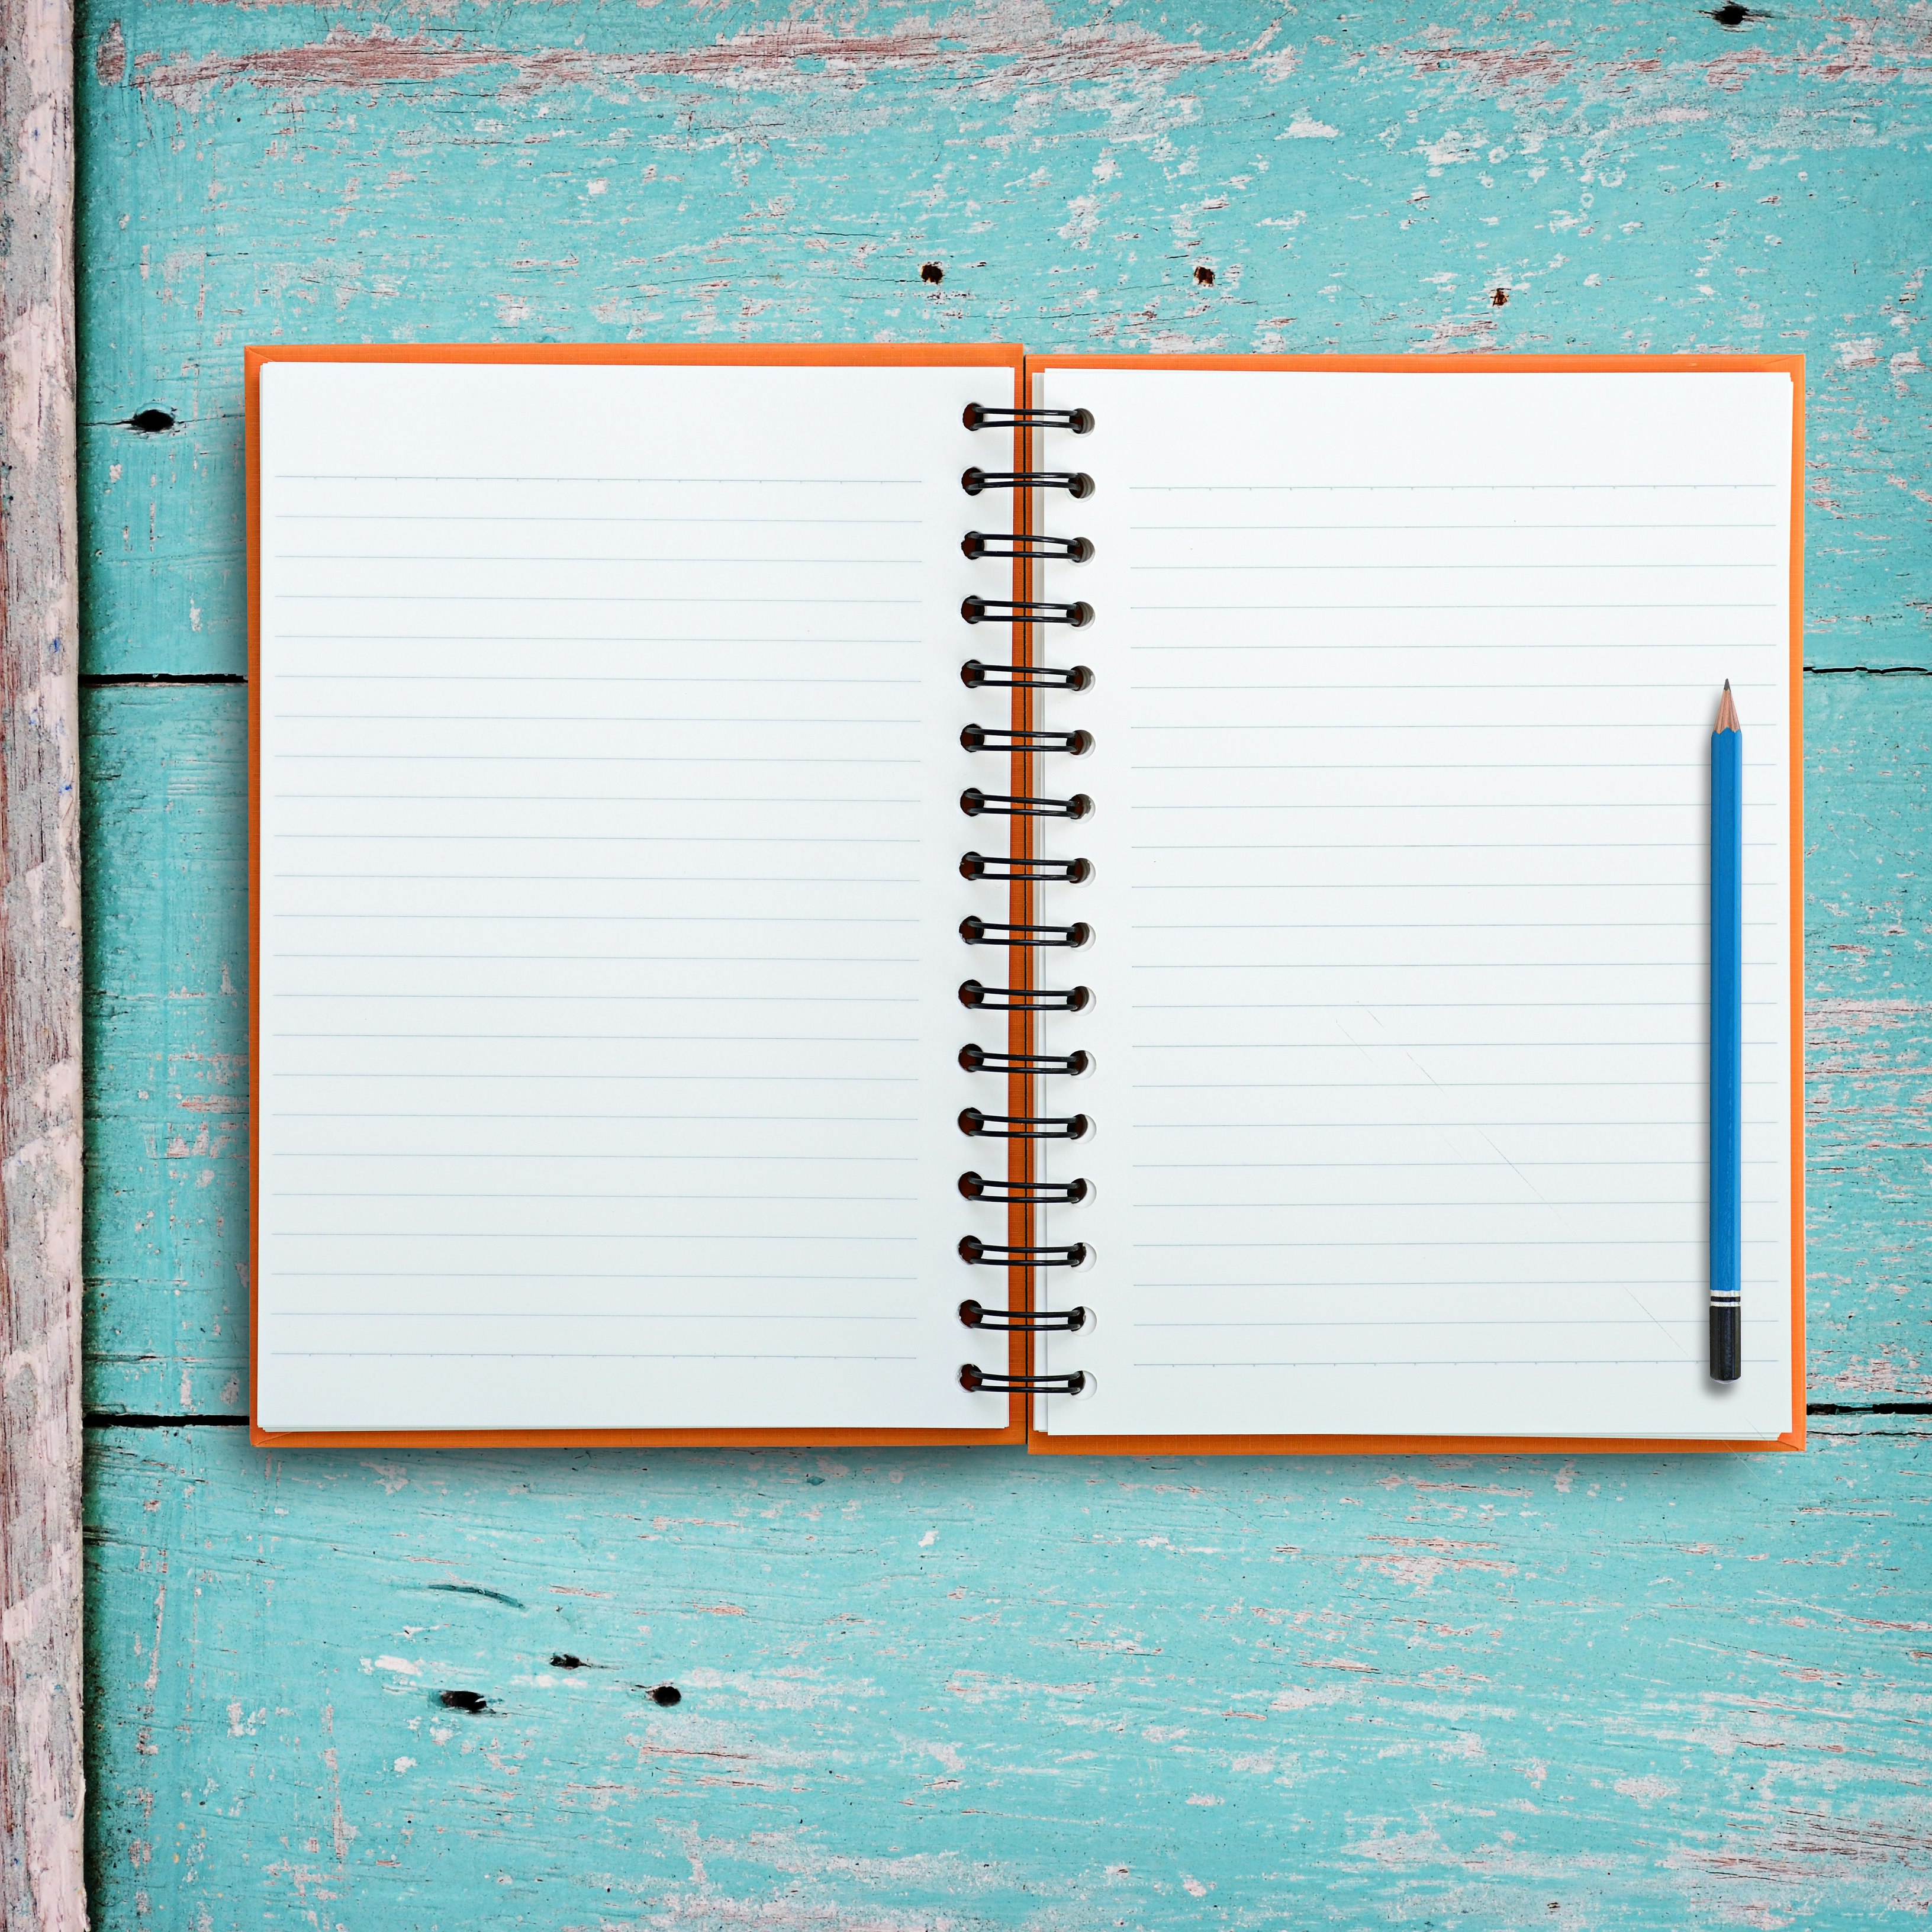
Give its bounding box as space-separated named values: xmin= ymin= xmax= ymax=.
xmin=255 ymin=358 xmax=1009 ymax=1434
xmin=1034 ymin=367 xmax=1796 ymax=1441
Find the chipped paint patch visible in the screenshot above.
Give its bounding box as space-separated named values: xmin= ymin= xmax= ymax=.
xmin=134 ymin=8 xmax=1263 ymax=111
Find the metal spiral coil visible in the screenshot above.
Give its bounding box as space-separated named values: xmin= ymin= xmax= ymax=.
xmin=959 ymin=1299 xmax=1090 ymax=1332
xmin=958 ymin=1235 xmax=1088 ymax=1268
xmin=959 ymin=916 xmax=1091 ymax=950
xmin=955 ymin=394 xmax=1096 ymax=1405
xmin=962 ymin=404 xmax=1094 ymax=433
xmin=960 ymin=1364 xmax=1088 ymax=1395
xmin=957 ymin=980 xmax=1090 ymax=1013
xmin=961 ymin=467 xmax=1094 ymax=499
xmin=961 ymin=595 xmax=1093 ymax=629
xmin=958 ymin=1044 xmax=1091 ymax=1076
xmin=961 ymin=723 xmax=1093 ymax=756
xmin=957 ymin=1107 xmax=1090 ymax=1141
xmin=959 ymin=851 xmax=1091 ymax=884
xmin=960 ymin=787 xmax=1092 ymax=820
xmin=960 ymin=659 xmax=1093 ymax=692
xmin=957 ymin=1171 xmax=1090 ymax=1206
xmin=961 ymin=531 xmax=1094 ymax=562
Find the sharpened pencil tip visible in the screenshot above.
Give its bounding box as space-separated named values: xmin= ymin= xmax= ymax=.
xmin=1715 ymin=682 xmax=1740 ymax=734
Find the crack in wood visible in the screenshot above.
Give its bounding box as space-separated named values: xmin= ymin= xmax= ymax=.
xmin=80 ymin=672 xmax=246 ymax=687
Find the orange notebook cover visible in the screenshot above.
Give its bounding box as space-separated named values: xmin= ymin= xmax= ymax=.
xmin=1017 ymin=353 xmax=1804 ymax=1456
xmin=248 ymin=346 xmax=1802 ymax=1455
xmin=247 ymin=343 xmax=1032 ymax=1447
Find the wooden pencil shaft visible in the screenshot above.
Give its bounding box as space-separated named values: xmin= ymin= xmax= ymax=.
xmin=1708 ymin=694 xmax=1744 ymax=1382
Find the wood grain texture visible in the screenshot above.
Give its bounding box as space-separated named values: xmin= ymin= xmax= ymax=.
xmin=73 ymin=0 xmax=1932 ymax=675
xmin=81 ymin=684 xmax=244 ymax=1424
xmin=1805 ymin=672 xmax=1932 ymax=1406
xmin=2 ymin=0 xmax=87 ymax=1922
xmin=69 ymin=0 xmax=1932 ymax=1921
xmin=83 ymin=1424 xmax=1932 ymax=1929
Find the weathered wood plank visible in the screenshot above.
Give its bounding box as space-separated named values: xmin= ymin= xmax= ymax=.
xmin=78 ymin=423 xmax=242 ymax=686
xmin=73 ymin=0 xmax=1932 ymax=676
xmin=81 ymin=673 xmax=1932 ymax=1418
xmin=2 ymin=0 xmax=87 ymax=1922
xmin=80 ymin=682 xmax=245 ymax=1422
xmin=83 ymin=1422 xmax=1932 ymax=1928
xmin=1805 ymin=672 xmax=1932 ymax=1404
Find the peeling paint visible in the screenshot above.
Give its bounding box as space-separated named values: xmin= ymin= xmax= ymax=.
xmin=134 ymin=7 xmax=1265 ymax=111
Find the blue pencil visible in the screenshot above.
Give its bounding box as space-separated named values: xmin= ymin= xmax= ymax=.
xmin=1709 ymin=681 xmax=1743 ymax=1381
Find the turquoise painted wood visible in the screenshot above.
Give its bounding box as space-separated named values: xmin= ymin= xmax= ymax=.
xmin=83 ymin=1425 xmax=1932 ymax=1930
xmin=83 ymin=685 xmax=247 ymax=1422
xmin=1804 ymin=673 xmax=1932 ymax=1403
xmin=73 ymin=0 xmax=1932 ymax=1923
xmin=75 ymin=0 xmax=1932 ymax=676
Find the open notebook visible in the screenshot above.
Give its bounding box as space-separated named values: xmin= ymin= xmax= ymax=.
xmin=247 ymin=345 xmax=1804 ymax=1451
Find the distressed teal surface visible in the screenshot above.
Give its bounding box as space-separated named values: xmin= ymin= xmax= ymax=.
xmin=1804 ymin=673 xmax=1932 ymax=1403
xmin=75 ymin=0 xmax=1932 ymax=1923
xmin=83 ymin=684 xmax=246 ymax=1421
xmin=75 ymin=0 xmax=1932 ymax=675
xmin=83 ymin=1427 xmax=1932 ymax=1930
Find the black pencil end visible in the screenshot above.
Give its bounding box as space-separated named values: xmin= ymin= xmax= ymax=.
xmin=1709 ymin=1304 xmax=1741 ymax=1382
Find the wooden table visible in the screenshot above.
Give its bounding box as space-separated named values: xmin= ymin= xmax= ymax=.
xmin=58 ymin=1 xmax=1932 ymax=1922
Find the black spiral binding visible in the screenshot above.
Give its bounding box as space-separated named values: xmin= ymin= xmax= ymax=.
xmin=959 ymin=1235 xmax=1087 ymax=1268
xmin=959 ymin=1299 xmax=1089 ymax=1332
xmin=959 ymin=852 xmax=1092 ymax=885
xmin=957 ymin=1171 xmax=1089 ymax=1205
xmin=959 ymin=1364 xmax=1088 ymax=1395
xmin=962 ymin=468 xmax=1094 ymax=499
xmin=959 ymin=916 xmax=1091 ymax=949
xmin=961 ymin=659 xmax=1093 ymax=692
xmin=958 ymin=1107 xmax=1089 ymax=1141
xmin=963 ymin=403 xmax=1094 ymax=433
xmin=957 ymin=395 xmax=1096 ymax=1406
xmin=958 ymin=1044 xmax=1090 ymax=1076
xmin=962 ymin=532 xmax=1095 ymax=562
xmin=962 ymin=596 xmax=1093 ymax=629
xmin=962 ymin=724 xmax=1093 ymax=756
xmin=960 ymin=787 xmax=1092 ymax=820
xmin=958 ymin=981 xmax=1090 ymax=1013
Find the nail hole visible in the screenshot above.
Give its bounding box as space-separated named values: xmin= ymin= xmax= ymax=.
xmin=438 ymin=1689 xmax=490 ymax=1714
xmin=1490 ymin=286 xmax=1509 ymax=307
xmin=549 ymin=1653 xmax=585 ymax=1670
xmin=1193 ymin=265 xmax=1215 ymax=285
xmin=127 ymin=408 xmax=175 ymax=433
xmin=651 ymin=1684 xmax=682 ymax=1706
xmin=1708 ymin=2 xmax=1763 ymax=25
xmin=920 ymin=262 xmax=944 ymax=284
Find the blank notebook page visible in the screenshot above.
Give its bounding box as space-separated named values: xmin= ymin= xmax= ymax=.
xmin=1038 ymin=366 xmax=1795 ymax=1441
xmin=255 ymin=358 xmax=1006 ymax=1434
